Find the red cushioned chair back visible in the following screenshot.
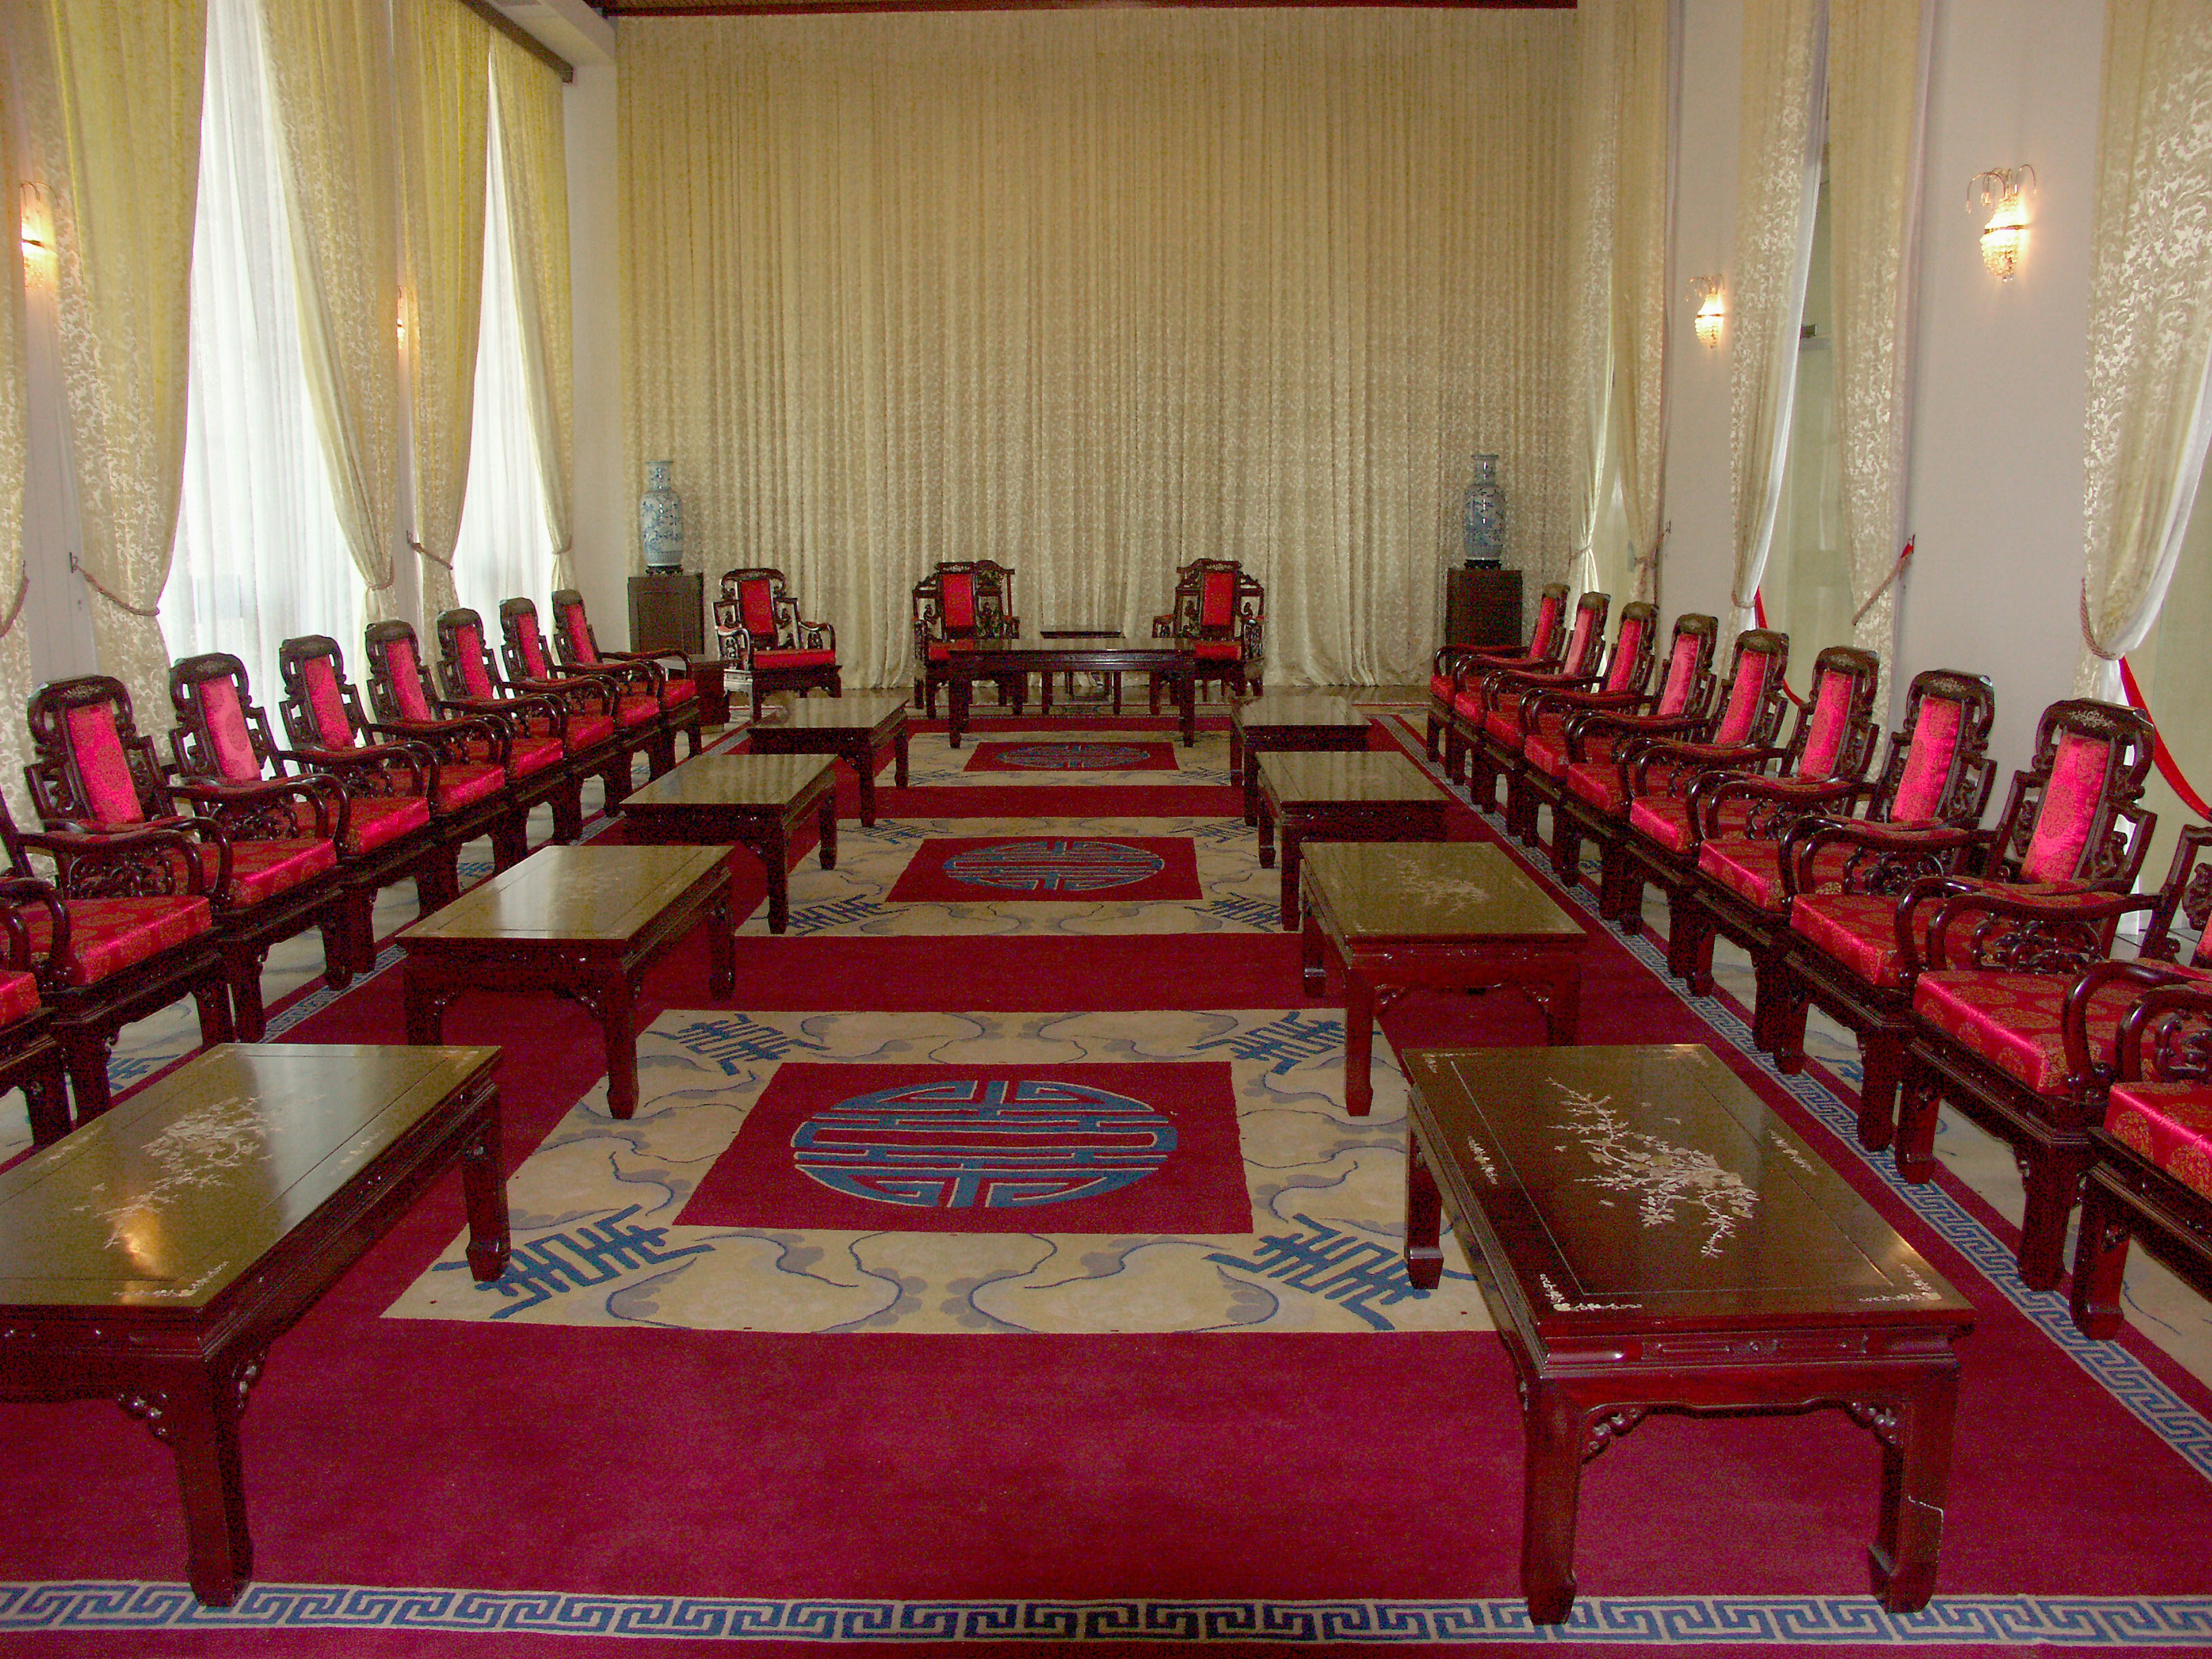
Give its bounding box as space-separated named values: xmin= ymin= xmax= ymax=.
xmin=1891 ymin=694 xmax=1967 ymax=824
xmin=562 ymin=600 xmax=597 ymax=665
xmin=385 ymin=635 xmax=433 ymax=721
xmin=514 ymin=610 xmax=550 ymax=680
xmin=196 ymin=676 xmax=262 ymax=782
xmin=740 ymin=577 xmax=778 ymax=639
xmin=1200 ymin=569 xmax=1237 ymax=631
xmin=1657 ymin=634 xmax=1700 ymax=715
xmin=1798 ymin=670 xmax=1856 ymax=778
xmin=2020 ymin=732 xmax=2115 ymax=882
xmin=454 ymin=621 xmax=494 ymax=699
xmin=63 ymin=701 xmax=144 ymax=825
xmin=1561 ymin=594 xmax=1608 ymax=679
xmin=1711 ymin=631 xmax=1788 ymax=748
xmin=1988 ymin=699 xmax=2155 ymax=887
xmin=942 ymin=572 xmax=975 ymax=631
xmin=1604 ymin=613 xmax=1647 ymax=694
xmin=299 ymin=655 xmax=355 ymax=749
xmin=1527 ymin=590 xmax=1563 ymax=657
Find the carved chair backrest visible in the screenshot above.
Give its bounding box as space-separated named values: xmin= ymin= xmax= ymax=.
xmin=435 ymin=609 xmax=505 ymax=702
xmin=168 ymin=653 xmax=285 ymax=786
xmin=1860 ymin=670 xmax=1998 ymax=828
xmin=1706 ymin=629 xmax=1791 ymax=749
xmin=1523 ymin=584 xmax=1569 ymax=660
xmin=1984 ymin=699 xmax=2158 ymax=887
xmin=914 ymin=560 xmax=1016 ymax=644
xmin=498 ymin=599 xmax=563 ymax=684
xmin=1166 ymin=559 xmax=1265 ymax=643
xmin=1652 ymin=613 xmax=1719 ymax=718
xmin=25 ymin=676 xmax=177 ymax=829
xmin=275 ymin=635 xmax=376 ymax=754
xmin=1781 ymin=646 xmax=1882 ymax=782
xmin=363 ymin=622 xmax=443 ymax=724
xmin=723 ymin=569 xmax=800 ymax=650
xmin=1558 ymin=592 xmax=1611 ymax=681
xmin=1600 ymin=603 xmax=1659 ymax=696
xmin=551 ymin=588 xmax=601 ymax=667
xmin=2140 ymin=823 xmax=2212 ymax=969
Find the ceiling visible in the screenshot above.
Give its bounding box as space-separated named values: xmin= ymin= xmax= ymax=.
xmin=595 ymin=0 xmax=1573 ymax=13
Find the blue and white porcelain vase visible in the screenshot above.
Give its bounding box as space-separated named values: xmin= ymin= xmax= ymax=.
xmin=641 ymin=460 xmax=685 ymax=571
xmin=1461 ymin=453 xmax=1506 ymax=568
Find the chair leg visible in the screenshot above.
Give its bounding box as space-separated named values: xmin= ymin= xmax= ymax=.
xmin=551 ymin=775 xmax=584 ymax=843
xmin=2016 ymin=1144 xmax=2090 ymax=1293
xmin=1424 ymin=711 xmax=1442 ymax=759
xmin=1665 ymin=884 xmax=1715 ymax=992
xmin=418 ymin=844 xmax=463 ymax=915
xmin=319 ymin=906 xmax=355 ymax=990
xmin=227 ymin=946 xmax=270 ymax=1044
xmin=2070 ymin=1172 xmax=2132 ymax=1338
xmin=1866 ymin=1033 xmax=1911 ymax=1164
xmin=1768 ymin=963 xmax=1811 ymax=1077
xmin=1550 ymin=810 xmax=1583 ymax=886
xmin=60 ymin=1027 xmax=116 ymax=1122
xmin=492 ymin=804 xmax=528 ymax=870
xmin=1603 ymin=844 xmax=1643 ymax=935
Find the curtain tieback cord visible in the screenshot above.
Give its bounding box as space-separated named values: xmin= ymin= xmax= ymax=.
xmin=1851 ymin=536 xmax=1914 ymax=627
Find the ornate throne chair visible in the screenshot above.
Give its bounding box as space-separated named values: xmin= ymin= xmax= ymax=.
xmin=28 ymin=674 xmax=343 ymax=1050
xmin=1425 ymin=580 xmax=1569 ymax=760
xmin=715 ymin=567 xmax=842 ymax=724
xmin=363 ymin=620 xmax=581 ymax=847
xmin=1898 ymin=823 xmax=2211 ymax=1290
xmin=1450 ymin=589 xmax=1611 ymax=798
xmin=1682 ymin=669 xmax=1998 ymax=1056
xmin=0 ymin=807 xmax=230 ymax=1131
xmin=550 ymin=587 xmax=703 ymax=759
xmin=502 ymin=597 xmax=670 ymax=796
xmin=1148 ymin=559 xmax=1264 ymax=711
xmin=910 ymin=560 xmax=1017 ymax=718
xmin=1620 ymin=645 xmax=1884 ymax=987
xmin=1770 ymin=698 xmax=2158 ymax=1162
xmin=435 ymin=607 xmax=627 ymax=817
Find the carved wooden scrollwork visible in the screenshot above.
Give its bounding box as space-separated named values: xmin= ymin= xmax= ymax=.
xmin=1580 ymin=1406 xmax=1650 ymax=1463
xmin=1842 ymin=1399 xmax=1902 ymax=1449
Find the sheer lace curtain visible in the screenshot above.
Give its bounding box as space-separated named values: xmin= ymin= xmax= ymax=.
xmin=621 ymin=10 xmax=1577 ymax=689
xmin=166 ymin=0 xmax=361 ymax=704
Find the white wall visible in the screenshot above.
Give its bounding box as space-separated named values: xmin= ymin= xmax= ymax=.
xmin=564 ymin=61 xmax=632 ymax=646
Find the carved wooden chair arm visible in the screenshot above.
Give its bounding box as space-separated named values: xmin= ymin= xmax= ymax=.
xmin=1689 ymin=771 xmax=1863 ymax=840
xmin=1916 ymin=884 xmax=2147 ymax=974
xmin=569 ymin=657 xmax=665 ymax=696
xmin=2115 ymin=978 xmax=2212 ymax=1082
xmin=381 ymin=714 xmax=513 ymax=765
xmin=605 ymin=645 xmax=691 ymax=675
xmin=506 ymin=672 xmax=613 ymax=715
xmin=169 ymin=774 xmax=340 ymax=840
xmin=439 ymin=691 xmax=567 ymax=738
xmin=1627 ymin=738 xmax=1772 ymax=796
xmin=794 ymin=616 xmax=836 ymax=653
xmin=285 ymin=741 xmax=431 ymax=799
xmin=17 ymin=822 xmax=218 ymax=899
xmin=0 ymin=873 xmax=66 ymax=975
xmin=2065 ymin=960 xmax=2207 ymax=1088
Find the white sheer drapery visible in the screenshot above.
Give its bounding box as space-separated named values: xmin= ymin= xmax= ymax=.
xmin=1728 ymin=0 xmax=1827 ymax=632
xmin=621 ymin=10 xmax=1577 ymax=689
xmin=167 ymin=0 xmax=361 ymax=702
xmin=2074 ymin=0 xmax=2212 ymax=698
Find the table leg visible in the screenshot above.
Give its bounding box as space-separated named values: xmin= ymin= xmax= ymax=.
xmin=1301 ymin=906 xmax=1327 ymax=995
xmin=894 ymin=724 xmax=911 ymax=788
xmin=594 ymin=971 xmax=640 ymax=1120
xmin=402 ymin=965 xmax=447 ymax=1044
xmin=1868 ymin=1369 xmax=1959 ymax=1614
xmin=1257 ymin=796 xmax=1276 ymax=870
xmin=853 ymin=737 xmax=877 ymax=827
xmin=706 ymin=884 xmax=737 ymax=997
xmin=817 ymin=791 xmax=838 ymax=870
xmin=1229 ymin=724 xmax=1243 ymax=772
xmin=948 ymin=675 xmax=969 ymax=748
xmin=1543 ymin=956 xmax=1583 ymax=1045
xmin=1278 ymin=824 xmax=1302 ymax=930
xmin=1179 ymin=670 xmax=1196 ymax=747
xmin=762 ymin=822 xmax=793 ymax=934
xmin=1404 ymin=1131 xmax=1444 ymax=1289
xmin=1344 ymin=967 xmax=1374 ymax=1117
xmin=1520 ymin=1385 xmax=1587 ymax=1624
xmin=462 ymin=1092 xmax=511 ymax=1282
xmin=1243 ymin=744 xmax=1260 ymax=827
xmin=164 ymin=1361 xmax=253 ymax=1607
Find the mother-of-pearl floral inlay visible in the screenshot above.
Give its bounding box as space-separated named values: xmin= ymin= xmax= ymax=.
xmin=1553 ymin=1082 xmax=1759 ymax=1259
xmin=78 ymin=1095 xmax=273 ymax=1252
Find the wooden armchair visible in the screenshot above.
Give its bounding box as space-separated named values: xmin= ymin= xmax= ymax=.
xmin=1149 ymin=559 xmax=1264 ymax=711
xmin=1899 ymin=823 xmax=2211 ymax=1290
xmin=363 ymin=619 xmax=582 ymax=846
xmin=29 ymin=674 xmax=346 ymax=1048
xmin=1425 ymin=581 xmax=1570 ymax=759
xmin=2074 ymin=971 xmax=2212 ymax=1335
xmin=502 ymin=597 xmax=669 ymax=798
xmin=910 ymin=560 xmax=1017 ymax=718
xmin=1452 ymin=589 xmax=1611 ymax=799
xmin=717 ymin=567 xmax=843 ymax=724
xmin=1771 ymin=698 xmax=2158 ymax=1162
xmin=1685 ymin=669 xmax=1998 ymax=1058
xmin=0 ymin=805 xmax=230 ymax=1129
xmin=551 ymin=587 xmax=704 ymax=759
xmin=435 ymin=607 xmax=628 ymax=817
xmin=0 ymin=876 xmax=67 ymax=1145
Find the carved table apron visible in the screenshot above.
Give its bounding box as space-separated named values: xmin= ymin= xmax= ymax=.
xmin=940 ymin=642 xmax=1197 ymax=748
xmin=1230 ymin=694 xmax=1373 ymax=827
xmin=0 ymin=1043 xmax=508 ymax=1606
xmin=744 ymin=694 xmax=911 ymax=828
xmin=398 ymin=844 xmax=736 ymax=1120
xmin=1300 ymin=842 xmax=1587 ymax=1116
xmin=618 ymin=754 xmax=836 ymax=934
xmin=1255 ymin=751 xmax=1449 ymax=930
xmin=1399 ymin=1044 xmax=1974 ymax=1625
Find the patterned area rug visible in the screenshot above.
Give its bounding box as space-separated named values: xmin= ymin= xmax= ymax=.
xmin=961 ymin=738 xmax=1181 ymax=773
xmin=882 ymin=835 xmax=1202 ymax=903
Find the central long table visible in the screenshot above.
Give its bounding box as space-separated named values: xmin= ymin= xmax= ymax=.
xmin=937 ymin=640 xmax=1196 ymax=747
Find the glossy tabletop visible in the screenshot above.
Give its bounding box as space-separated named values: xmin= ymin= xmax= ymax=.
xmin=1304 ymin=842 xmax=1583 ymax=942
xmin=1233 ymin=694 xmax=1368 ymax=733
xmin=936 ymin=640 xmax=1187 ymax=664
xmin=1259 ymin=749 xmax=1444 ymax=804
xmin=0 ymin=1043 xmax=499 ymax=1310
xmin=1402 ymin=1044 xmax=1971 ymax=1329
xmin=400 ymin=844 xmax=731 ymax=945
xmin=620 ymin=754 xmax=834 ymax=810
xmin=755 ymin=693 xmax=908 ymax=734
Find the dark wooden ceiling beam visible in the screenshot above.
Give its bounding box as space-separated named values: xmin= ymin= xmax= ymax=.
xmin=461 ymin=0 xmax=578 ymax=79
xmin=600 ymin=0 xmax=1571 ymax=14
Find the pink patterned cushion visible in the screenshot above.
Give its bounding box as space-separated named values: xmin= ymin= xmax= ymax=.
xmin=660 ymin=676 xmax=698 ymax=707
xmin=1604 ymin=618 xmax=1646 ymax=693
xmin=1566 ymin=759 xmax=1689 ymax=816
xmin=2020 ymin=733 xmax=2111 ymax=883
xmin=613 ymin=694 xmax=661 ymax=729
xmin=1697 ymin=839 xmax=1855 ymax=913
xmin=755 ymin=650 xmax=837 ymax=669
xmin=454 ymin=625 xmax=494 ymax=699
xmin=1914 ymin=968 xmax=2209 ymax=1096
xmin=1482 ymin=708 xmax=1527 ymax=748
xmin=1800 ymin=670 xmax=1855 ymax=778
xmin=1528 ymin=594 xmax=1560 ymax=655
xmin=1628 ymin=796 xmax=1754 ymax=854
xmin=65 ymin=703 xmax=143 ymax=826
xmin=342 ymin=795 xmax=431 ymax=855
xmin=1712 ymin=652 xmax=1770 ymax=747
xmin=1657 ymin=635 xmax=1699 ymax=717
xmin=1194 ymin=641 xmax=1241 ymax=661
xmin=1429 ymin=672 xmax=1456 ymax=702
xmin=740 ymin=578 xmax=777 ymax=638
xmin=1452 ymin=690 xmax=1485 ymax=721
xmin=563 ymin=714 xmax=617 ymax=751
xmin=2108 ymin=1082 xmax=2212 ymax=1199
xmin=198 ymin=677 xmax=260 ymax=783
xmin=517 ymin=613 xmax=550 ymax=680
xmin=197 ymin=836 xmax=338 ymax=906
xmin=433 ymin=762 xmax=507 ymax=813
xmin=0 ymin=969 xmax=37 ymax=1025
xmin=507 ymin=734 xmax=565 ymax=778
xmin=23 ymin=895 xmax=212 ymax=987
xmin=1790 ymin=891 xmax=1934 ymax=991
xmin=1891 ymin=696 xmax=1964 ymax=824
xmin=1518 ymin=717 xmax=1581 ymax=778
xmin=563 ymin=602 xmax=596 ymax=664
xmin=1200 ymin=570 xmax=1236 ymax=630
xmin=941 ymin=573 xmax=975 ymax=631
xmin=300 ymin=656 xmax=355 ymax=749
xmin=1562 ymin=609 xmax=1597 ymax=675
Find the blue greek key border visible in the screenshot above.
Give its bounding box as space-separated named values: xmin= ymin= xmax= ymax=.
xmin=4 ymin=1584 xmax=2210 ymax=1645
xmin=1378 ymin=714 xmax=2212 ymax=1488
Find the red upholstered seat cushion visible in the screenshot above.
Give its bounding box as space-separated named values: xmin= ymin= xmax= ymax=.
xmin=342 ymin=795 xmax=432 ymax=855
xmin=0 ymin=969 xmax=40 ymax=1025
xmin=613 ymin=694 xmax=661 ymax=729
xmin=1566 ymin=758 xmax=1690 ymax=816
xmin=1627 ymin=796 xmax=1754 ymax=854
xmin=1193 ymin=641 xmax=1242 ymax=661
xmin=195 ymin=836 xmax=338 ymax=906
xmin=1604 ymin=619 xmax=1647 ymax=693
xmin=515 ymin=612 xmax=553 ymax=680
xmin=1429 ymin=672 xmax=1456 ymax=702
xmin=755 ymin=650 xmax=837 ymax=669
xmin=452 ymin=624 xmax=496 ymax=699
xmin=195 ymin=677 xmax=264 ymax=783
xmin=1711 ymin=653 xmax=1772 ymax=746
xmin=1891 ymin=696 xmax=1965 ymax=824
xmin=1914 ymin=968 xmax=2211 ymax=1096
xmin=23 ymin=896 xmax=213 ymax=987
xmin=1451 ymin=691 xmax=1484 ymax=721
xmin=2108 ymin=1082 xmax=2212 ymax=1199
xmin=1696 ymin=839 xmax=1855 ymax=913
xmin=940 ymin=573 xmax=975 ymax=631
xmin=1789 ymin=891 xmax=1932 ymax=991
xmin=563 ymin=713 xmax=617 ymax=751
xmin=507 ymin=735 xmax=565 ymax=778
xmin=433 ymin=762 xmax=507 ymax=813
xmin=739 ymin=578 xmax=779 ymax=639
xmin=1798 ymin=669 xmax=1857 ymax=778
xmin=2020 ymin=732 xmax=2113 ymax=882
xmin=660 ymin=677 xmax=698 ymax=707
xmin=1524 ymin=724 xmax=1605 ymax=780
xmin=1482 ymin=708 xmax=1526 ymax=748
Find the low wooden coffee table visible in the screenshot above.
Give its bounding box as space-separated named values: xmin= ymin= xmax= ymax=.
xmin=684 ymin=658 xmax=733 ymax=726
xmin=1300 ymin=842 xmax=1586 ymax=1115
xmin=399 ymin=844 xmax=734 ymax=1119
xmin=1231 ymin=694 xmax=1372 ymax=826
xmin=745 ymin=693 xmax=910 ymax=827
xmin=618 ymin=753 xmax=836 ymax=933
xmin=942 ymin=641 xmax=1196 ymax=747
xmin=1400 ymin=1044 xmax=1973 ymax=1624
xmin=1254 ymin=751 xmax=1448 ymax=929
xmin=0 ymin=1042 xmax=507 ymax=1605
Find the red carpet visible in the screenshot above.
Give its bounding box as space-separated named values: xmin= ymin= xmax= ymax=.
xmin=961 ymin=738 xmax=1181 ymax=772
xmin=882 ymin=835 xmax=1202 ymax=902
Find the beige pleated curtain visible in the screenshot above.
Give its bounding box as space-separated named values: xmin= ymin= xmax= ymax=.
xmin=2075 ymin=0 xmax=2212 ymax=696
xmin=0 ymin=74 xmax=33 ymax=824
xmin=621 ymin=11 xmax=1577 ymax=690
xmin=397 ymin=0 xmax=491 ymax=622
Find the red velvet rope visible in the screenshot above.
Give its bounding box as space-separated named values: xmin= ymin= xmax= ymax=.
xmin=1748 ymin=588 xmax=1811 ymax=706
xmin=2119 ymin=656 xmax=2212 ymax=820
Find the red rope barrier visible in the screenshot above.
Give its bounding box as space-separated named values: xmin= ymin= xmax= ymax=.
xmin=2119 ymin=656 xmax=2212 ymax=820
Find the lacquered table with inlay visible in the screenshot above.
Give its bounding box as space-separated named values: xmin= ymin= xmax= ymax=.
xmin=940 ymin=640 xmax=1196 ymax=748
xmin=1399 ymin=1044 xmax=1974 ymax=1625
xmin=1230 ymin=694 xmax=1373 ymax=827
xmin=1254 ymin=750 xmax=1449 ymax=929
xmin=1300 ymin=842 xmax=1586 ymax=1115
xmin=617 ymin=753 xmax=837 ymax=932
xmin=0 ymin=1042 xmax=507 ymax=1607
xmin=744 ymin=693 xmax=910 ymax=827
xmin=399 ymin=844 xmax=735 ymax=1119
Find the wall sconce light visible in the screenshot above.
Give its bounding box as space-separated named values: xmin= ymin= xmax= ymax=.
xmin=1685 ymin=276 xmax=1725 ymax=349
xmin=1971 ymin=165 xmax=2034 ymax=282
xmin=18 ymin=183 xmax=52 ymax=266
